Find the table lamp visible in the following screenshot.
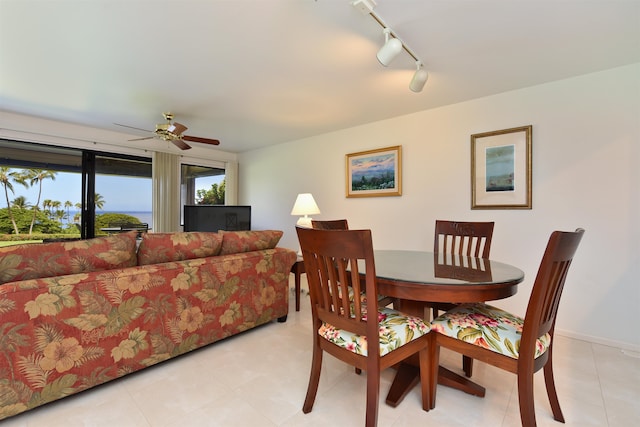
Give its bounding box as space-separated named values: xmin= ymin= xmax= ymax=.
xmin=291 ymin=193 xmax=321 ymax=228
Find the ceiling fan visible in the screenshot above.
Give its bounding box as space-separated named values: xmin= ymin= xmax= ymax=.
xmin=115 ymin=113 xmax=220 ymax=150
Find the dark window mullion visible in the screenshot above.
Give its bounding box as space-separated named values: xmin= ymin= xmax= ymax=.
xmin=82 ymin=152 xmax=96 ymax=239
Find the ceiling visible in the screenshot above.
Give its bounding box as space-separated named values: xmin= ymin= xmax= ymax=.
xmin=1 ymin=1 xmax=638 ymax=153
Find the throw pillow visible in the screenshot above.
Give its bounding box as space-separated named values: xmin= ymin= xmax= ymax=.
xmin=137 ymin=232 xmax=223 ymax=265
xmin=219 ymin=230 xmax=283 ymax=255
xmin=0 ymin=231 xmax=138 ymax=284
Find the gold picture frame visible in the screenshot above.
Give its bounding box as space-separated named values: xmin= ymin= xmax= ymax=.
xmin=346 ymin=145 xmax=402 ymax=198
xmin=471 ymin=126 xmax=532 ymax=209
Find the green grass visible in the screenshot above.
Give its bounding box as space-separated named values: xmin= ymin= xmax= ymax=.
xmin=0 ymin=240 xmax=42 ymax=247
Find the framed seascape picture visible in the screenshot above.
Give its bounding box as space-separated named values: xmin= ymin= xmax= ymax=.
xmin=346 ymin=145 xmax=402 ymax=198
xmin=471 ymin=125 xmax=532 ymax=209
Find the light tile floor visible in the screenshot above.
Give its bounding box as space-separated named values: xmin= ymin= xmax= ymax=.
xmin=3 ymin=276 xmax=639 ymax=427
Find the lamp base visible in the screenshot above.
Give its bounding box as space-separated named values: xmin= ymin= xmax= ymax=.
xmin=296 ymin=216 xmax=313 ymax=228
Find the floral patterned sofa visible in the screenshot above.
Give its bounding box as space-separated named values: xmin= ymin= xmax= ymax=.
xmin=0 ymin=230 xmax=297 ymax=421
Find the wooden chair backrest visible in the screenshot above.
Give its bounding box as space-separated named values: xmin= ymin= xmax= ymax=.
xmin=434 ymin=220 xmax=495 ymax=258
xmin=521 ymin=228 xmax=584 ymax=357
xmin=296 ymin=227 xmax=379 ymax=341
xmin=311 ymin=219 xmax=349 ymax=230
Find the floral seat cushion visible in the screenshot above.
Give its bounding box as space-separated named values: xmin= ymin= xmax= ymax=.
xmin=430 ymin=303 xmax=551 ymax=359
xmin=318 ymin=307 xmax=430 ymax=357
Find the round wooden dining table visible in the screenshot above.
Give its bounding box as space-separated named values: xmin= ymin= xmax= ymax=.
xmin=367 ymin=250 xmax=525 ymax=407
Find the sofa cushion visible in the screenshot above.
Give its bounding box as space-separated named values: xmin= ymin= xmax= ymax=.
xmin=219 ymin=230 xmax=283 ymax=255
xmin=137 ymin=232 xmax=223 ymax=265
xmin=0 ymin=231 xmax=138 ymax=284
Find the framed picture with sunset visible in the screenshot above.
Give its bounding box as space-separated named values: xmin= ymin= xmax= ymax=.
xmin=346 ymin=145 xmax=402 ymax=198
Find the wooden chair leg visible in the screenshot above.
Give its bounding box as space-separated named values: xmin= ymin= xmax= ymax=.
xmin=303 ymin=343 xmax=323 ymax=413
xmin=543 ymin=349 xmax=565 ymax=422
xmin=428 ymin=336 xmax=440 ymax=410
xmin=365 ymin=369 xmax=380 ymax=427
xmin=433 ymin=304 xmax=475 ymax=378
xmin=517 ymin=372 xmax=537 ymax=427
xmin=463 ymin=356 xmax=474 ymax=377
xmin=417 ymin=347 xmax=429 ymax=412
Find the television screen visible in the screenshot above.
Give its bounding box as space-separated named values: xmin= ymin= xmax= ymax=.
xmin=183 ymin=205 xmax=251 ymax=232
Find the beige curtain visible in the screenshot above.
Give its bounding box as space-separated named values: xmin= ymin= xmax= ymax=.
xmin=152 ymin=151 xmax=181 ymax=232
xmin=224 ymin=161 xmax=238 ymax=205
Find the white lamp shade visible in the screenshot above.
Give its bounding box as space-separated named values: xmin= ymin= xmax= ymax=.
xmin=409 ymin=68 xmax=429 ymax=92
xmin=376 ymin=37 xmax=402 ymax=66
xmin=291 ymin=193 xmax=321 ymax=216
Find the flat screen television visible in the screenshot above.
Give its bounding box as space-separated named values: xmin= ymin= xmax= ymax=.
xmin=183 ymin=205 xmax=251 ymax=232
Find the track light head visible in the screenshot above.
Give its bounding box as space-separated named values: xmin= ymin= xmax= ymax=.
xmin=377 ymin=28 xmax=402 ymax=66
xmin=409 ymin=62 xmax=428 ymax=92
xmin=353 ymin=4 xmax=428 ymax=93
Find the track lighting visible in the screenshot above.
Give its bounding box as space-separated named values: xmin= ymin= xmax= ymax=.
xmin=352 ymin=0 xmax=429 ymax=93
xmin=377 ymin=28 xmax=402 ymax=66
xmin=409 ymin=61 xmax=429 ymax=93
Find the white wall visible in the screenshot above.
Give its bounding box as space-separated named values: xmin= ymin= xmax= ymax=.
xmin=239 ymin=63 xmax=640 ymax=351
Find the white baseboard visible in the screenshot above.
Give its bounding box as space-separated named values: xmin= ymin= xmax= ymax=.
xmin=556 ymin=328 xmax=640 ymax=355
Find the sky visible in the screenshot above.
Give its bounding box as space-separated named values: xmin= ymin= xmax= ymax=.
xmin=5 ymin=171 xmax=223 ymax=211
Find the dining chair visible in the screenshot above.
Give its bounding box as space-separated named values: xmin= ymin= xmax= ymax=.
xmin=311 ymin=218 xmax=397 ymax=378
xmin=429 ymin=228 xmax=584 ymax=427
xmin=437 ymin=220 xmax=495 ymax=370
xmin=432 ymin=220 xmax=495 ymax=314
xmin=296 ymin=226 xmax=434 ymax=427
xmin=312 ymin=219 xmax=396 ymax=308
xmin=426 ymin=220 xmax=496 ymax=377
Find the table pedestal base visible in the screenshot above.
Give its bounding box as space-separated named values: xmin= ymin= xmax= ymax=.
xmin=385 ymin=363 xmax=485 ymax=407
xmin=384 ymin=299 xmax=487 ymax=406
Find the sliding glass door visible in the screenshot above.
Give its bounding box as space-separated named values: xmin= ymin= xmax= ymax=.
xmin=0 ymin=139 xmax=151 ymax=240
xmin=180 ymin=163 xmax=225 ymax=226
xmin=94 ymin=154 xmax=152 ymax=234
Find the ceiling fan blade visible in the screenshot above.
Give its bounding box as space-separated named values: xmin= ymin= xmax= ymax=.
xmin=171 ymin=139 xmax=192 ymax=150
xmin=114 ymin=123 xmax=151 ymax=133
xmin=129 ymin=136 xmax=155 ymax=141
xmin=168 ymin=122 xmax=188 ymax=136
xmin=183 ymin=135 xmax=220 ymax=146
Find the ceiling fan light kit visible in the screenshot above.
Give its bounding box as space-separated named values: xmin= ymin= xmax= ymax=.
xmin=351 ymin=0 xmax=428 ymax=93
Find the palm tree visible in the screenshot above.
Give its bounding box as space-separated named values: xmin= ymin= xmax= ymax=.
xmin=94 ymin=193 xmax=106 ymax=210
xmin=11 ymin=195 xmax=30 ymax=210
xmin=64 ymin=200 xmax=73 ymax=224
xmin=73 ymin=202 xmax=82 ymax=225
xmin=43 ymin=199 xmax=52 ymax=217
xmin=54 ymin=208 xmax=65 ymax=223
xmin=26 ymin=169 xmax=57 ymax=234
xmin=0 ymin=167 xmax=21 ymax=234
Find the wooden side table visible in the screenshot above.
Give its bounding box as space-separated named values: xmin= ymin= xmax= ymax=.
xmin=290 ymin=256 xmax=305 ymax=311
